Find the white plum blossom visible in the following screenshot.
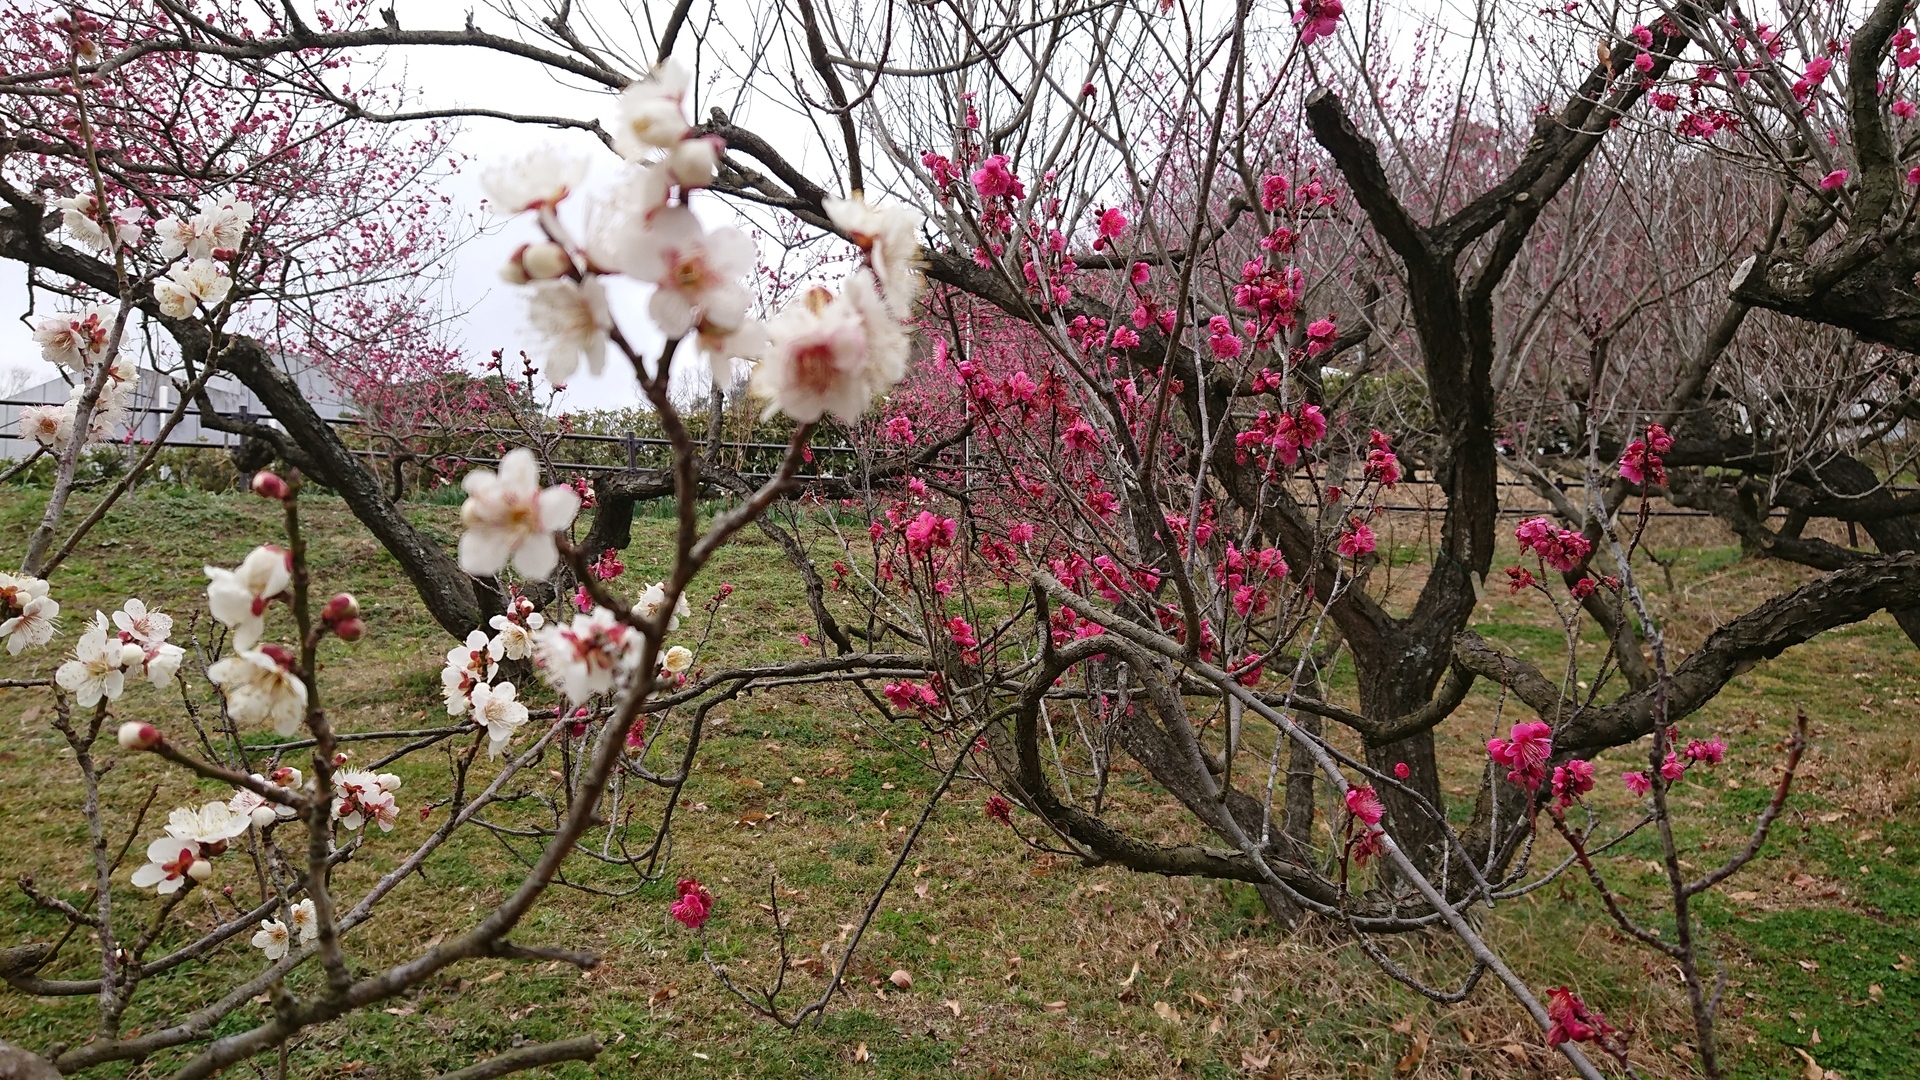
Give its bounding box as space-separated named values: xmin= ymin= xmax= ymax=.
xmin=611 ymin=60 xmax=692 ymax=159
xmin=31 ymin=307 xmax=111 ymax=368
xmin=155 ymin=198 xmax=253 ymax=260
xmin=487 ymin=611 xmax=544 ymax=662
xmin=0 ymin=574 xmax=59 ymax=655
xmin=695 ymin=317 xmax=768 ymax=375
xmin=56 ymin=195 xmax=138 ymax=251
xmin=140 ymin=641 xmax=186 ymax=687
xmin=615 ymin=205 xmax=755 ymax=338
xmin=105 ymin=206 xmax=145 ymax=251
xmin=229 ymin=770 xmax=301 ymax=825
xmin=112 ymin=598 xmax=174 ymax=646
xmin=472 ymin=681 xmax=531 ymax=758
xmin=441 ymin=630 xmax=495 ymax=716
xmin=1 ymin=595 xmax=60 ymax=655
xmin=56 ymin=195 xmax=104 ymax=246
xmin=482 ymin=146 xmax=588 ymax=215
xmin=251 ymin=919 xmax=291 ymax=960
xmin=750 ymin=281 xmax=881 ymax=424
xmin=824 ymin=196 xmax=925 ymax=319
xmin=525 ymin=277 xmax=611 ymax=385
xmin=662 ymin=644 xmax=694 ymax=674
xmin=205 ymin=545 xmax=290 ymax=649
xmin=0 ymin=573 xmax=50 ymax=612
xmin=55 ymin=615 xmax=127 ymax=706
xmin=206 ymin=646 xmax=308 ymax=735
xmin=289 ymin=898 xmax=318 ymax=944
xmin=153 ymin=259 xmax=233 ymax=318
xmin=333 ymin=769 xmax=401 ymax=832
xmin=17 ymin=403 xmax=74 ymax=451
xmin=457 ymin=448 xmax=581 ymax=580
xmin=164 ymin=801 xmax=251 ymax=848
xmin=635 ymin=582 xmax=691 ymax=632
xmin=533 ymin=606 xmax=642 ymax=704
xmin=130 ymin=836 xmax=203 ymax=894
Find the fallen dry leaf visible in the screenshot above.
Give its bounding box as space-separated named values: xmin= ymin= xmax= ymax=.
xmin=888 ymin=969 xmax=913 ymax=990
xmin=1042 ymin=1000 xmax=1068 ymax=1013
xmin=853 ymin=1042 xmax=870 ymax=1064
xmin=1395 ymin=1031 xmax=1430 ymax=1073
xmin=1206 ymin=1015 xmax=1226 ymax=1035
xmin=1153 ymin=1000 xmax=1181 ymax=1023
xmin=1119 ymin=962 xmax=1141 ymax=987
xmin=942 ymin=999 xmax=962 ymax=1018
xmin=1241 ymin=1049 xmax=1272 ymax=1072
xmin=648 ymin=984 xmax=680 ymax=1006
xmin=914 ymin=883 xmax=930 ymax=900
xmin=1799 ymin=959 xmax=1820 ymax=973
xmin=1792 ymin=1047 xmax=1823 ymax=1080
xmin=1730 ymin=890 xmax=1760 ymax=902
xmin=478 ymin=971 xmax=504 ymax=984
xmin=1390 ymin=1016 xmax=1415 ymax=1035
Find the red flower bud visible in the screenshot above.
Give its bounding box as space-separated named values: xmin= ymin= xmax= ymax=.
xmin=331 ymin=617 xmax=366 ymax=642
xmin=321 ymin=593 xmax=360 ymax=624
xmin=117 ymin=721 xmax=162 ymax=750
xmin=251 ymin=471 xmax=291 ymax=500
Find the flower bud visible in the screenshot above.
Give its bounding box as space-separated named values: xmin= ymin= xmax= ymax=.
xmin=520 ymin=241 xmax=573 ymax=281
xmin=331 ymin=617 xmax=365 ymax=643
xmin=320 ymin=593 xmax=359 ymax=623
xmin=249 ymin=805 xmax=278 ymax=828
xmin=118 ymin=642 xmax=147 ymax=669
xmin=187 ymin=859 xmax=213 ymax=881
xmin=117 ymin=721 xmax=161 ymax=750
xmin=332 ymin=751 xmax=349 ymax=767
xmin=376 ymin=772 xmax=403 ymax=792
xmin=498 ymin=250 xmax=532 ymax=285
xmin=251 ymin=470 xmax=291 ymax=500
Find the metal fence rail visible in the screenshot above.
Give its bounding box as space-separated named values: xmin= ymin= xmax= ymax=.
xmin=1 ymin=398 xmax=1883 ymax=523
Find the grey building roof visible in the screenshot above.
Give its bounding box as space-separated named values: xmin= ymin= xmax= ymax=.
xmin=1 ymin=354 xmax=351 ymax=459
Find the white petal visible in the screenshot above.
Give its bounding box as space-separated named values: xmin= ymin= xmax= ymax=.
xmin=512 ymin=534 xmax=561 ymax=582
xmin=537 ymin=485 xmax=582 ymax=532
xmin=458 ymin=531 xmax=512 ymax=577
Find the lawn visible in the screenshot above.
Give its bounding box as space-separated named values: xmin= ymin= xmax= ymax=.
xmin=0 ymin=487 xmax=1914 ymax=1078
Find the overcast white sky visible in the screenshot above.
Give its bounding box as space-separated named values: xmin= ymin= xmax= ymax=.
xmin=0 ymin=1 xmax=730 ymax=411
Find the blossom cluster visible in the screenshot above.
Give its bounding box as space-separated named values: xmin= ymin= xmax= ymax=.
xmin=1622 ymin=727 xmax=1727 ymax=795
xmin=1513 ymin=516 xmax=1592 ymax=574
xmin=54 ymin=601 xmax=183 ymax=705
xmin=19 ymin=307 xmax=141 ymax=455
xmin=483 ymin=61 xmax=919 ymax=425
xmin=0 ymin=572 xmax=60 ymax=655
